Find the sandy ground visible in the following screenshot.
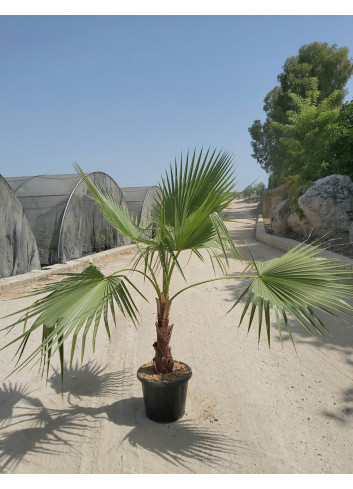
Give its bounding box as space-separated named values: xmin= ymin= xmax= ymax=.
xmin=0 ymin=200 xmax=353 ymax=474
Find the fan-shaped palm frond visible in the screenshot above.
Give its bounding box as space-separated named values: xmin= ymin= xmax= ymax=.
xmin=155 ymin=149 xmax=241 ymax=258
xmin=1 ymin=265 xmax=146 ymax=377
xmin=233 ymin=243 xmax=353 ymax=346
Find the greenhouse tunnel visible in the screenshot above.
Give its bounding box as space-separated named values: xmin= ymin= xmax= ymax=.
xmin=6 ymin=172 xmax=130 ymax=266
xmin=0 ymin=174 xmax=41 ymax=278
xmin=121 ymin=186 xmax=159 ymax=238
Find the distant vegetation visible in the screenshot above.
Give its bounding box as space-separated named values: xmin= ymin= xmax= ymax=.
xmin=236 ymin=181 xmax=266 ymax=200
xmin=249 ymin=42 xmax=353 ymax=200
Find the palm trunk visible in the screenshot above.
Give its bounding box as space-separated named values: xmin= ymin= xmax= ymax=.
xmin=153 ymin=294 xmax=174 ymax=373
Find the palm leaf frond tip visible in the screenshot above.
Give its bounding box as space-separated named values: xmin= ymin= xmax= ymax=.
xmin=235 ymin=244 xmax=353 ymax=345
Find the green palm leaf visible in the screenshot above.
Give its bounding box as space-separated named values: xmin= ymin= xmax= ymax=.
xmin=156 ymin=149 xmax=237 ymax=247
xmin=153 ymin=149 xmax=242 ymax=283
xmin=233 ymin=244 xmax=353 ymax=344
xmin=74 ymin=163 xmax=155 ymax=246
xmin=1 ymin=265 xmax=146 ymax=377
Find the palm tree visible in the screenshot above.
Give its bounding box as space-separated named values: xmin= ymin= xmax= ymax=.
xmin=2 ymin=149 xmax=353 ymax=380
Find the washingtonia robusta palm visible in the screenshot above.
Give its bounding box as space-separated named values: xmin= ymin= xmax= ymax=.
xmin=2 ymin=148 xmax=353 ymax=380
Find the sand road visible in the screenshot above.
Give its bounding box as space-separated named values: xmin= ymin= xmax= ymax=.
xmin=0 ymin=200 xmax=353 ymax=474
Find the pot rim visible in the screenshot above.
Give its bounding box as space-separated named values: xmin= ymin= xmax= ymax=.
xmin=137 ymin=361 xmax=192 ymax=387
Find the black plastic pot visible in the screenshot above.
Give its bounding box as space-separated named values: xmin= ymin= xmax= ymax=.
xmin=137 ymin=362 xmax=192 ymax=423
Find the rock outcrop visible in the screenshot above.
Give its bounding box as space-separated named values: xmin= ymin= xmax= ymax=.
xmin=298 ymin=174 xmax=353 ymax=236
xmin=270 ymin=199 xmax=291 ymax=235
xmin=0 ymin=175 xmax=41 ymax=278
xmin=267 ymin=175 xmax=353 ymax=253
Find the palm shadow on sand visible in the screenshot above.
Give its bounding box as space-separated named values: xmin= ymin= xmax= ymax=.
xmin=102 ymin=397 xmax=248 ymax=472
xmin=0 ymin=362 xmax=249 ymax=473
xmin=48 ymin=361 xmax=134 ymax=399
xmin=321 ymin=385 xmax=353 ymax=424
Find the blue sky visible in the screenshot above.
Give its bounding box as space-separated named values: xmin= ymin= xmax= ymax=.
xmin=1 ymin=15 xmax=353 ymax=190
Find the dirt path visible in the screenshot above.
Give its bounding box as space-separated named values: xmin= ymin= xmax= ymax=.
xmin=1 ymin=200 xmax=353 ymax=473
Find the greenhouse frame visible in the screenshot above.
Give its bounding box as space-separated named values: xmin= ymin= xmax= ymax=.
xmin=0 ymin=174 xmax=41 ymax=278
xmin=121 ymin=186 xmax=158 ymax=238
xmin=6 ymin=172 xmax=130 ymax=266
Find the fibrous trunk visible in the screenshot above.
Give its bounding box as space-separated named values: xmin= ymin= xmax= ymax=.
xmin=153 ymin=294 xmax=174 ymax=373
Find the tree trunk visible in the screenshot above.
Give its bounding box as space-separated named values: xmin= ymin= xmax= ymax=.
xmin=153 ymin=294 xmax=174 ymax=373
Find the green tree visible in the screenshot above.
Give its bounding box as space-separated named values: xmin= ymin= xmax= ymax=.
xmin=255 ymin=182 xmax=266 ymax=196
xmin=272 ymin=78 xmax=342 ymax=183
xmin=279 ymin=42 xmax=352 ymax=104
xmin=242 ymin=185 xmax=255 ymax=199
xmin=248 ymin=118 xmax=286 ymax=182
xmin=326 ymin=99 xmax=353 ymax=180
xmin=249 ymin=42 xmax=353 ymax=186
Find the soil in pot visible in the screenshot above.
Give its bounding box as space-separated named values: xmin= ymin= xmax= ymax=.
xmin=137 ymin=361 xmax=192 ymax=423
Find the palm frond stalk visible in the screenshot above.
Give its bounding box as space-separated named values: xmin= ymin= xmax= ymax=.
xmin=1 ymin=148 xmax=353 ymax=383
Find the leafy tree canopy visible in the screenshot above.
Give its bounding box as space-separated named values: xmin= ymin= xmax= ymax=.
xmin=255 ymin=182 xmax=266 ymax=195
xmin=242 ymin=185 xmax=255 ymax=199
xmin=272 ymin=78 xmax=342 ymax=183
xmin=279 ymin=42 xmax=352 ymax=104
xmin=249 ymin=42 xmax=353 ymax=187
xmin=241 ymin=182 xmax=266 ymax=199
xmin=326 ymin=99 xmax=353 ymax=180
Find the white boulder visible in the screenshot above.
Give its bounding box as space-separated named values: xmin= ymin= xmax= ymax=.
xmin=270 ymin=199 xmax=291 ymax=235
xmin=298 ymin=174 xmax=353 ymax=236
xmin=287 ymin=212 xmax=311 ymax=238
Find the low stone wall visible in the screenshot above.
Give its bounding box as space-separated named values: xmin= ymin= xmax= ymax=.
xmin=256 ymin=216 xmax=353 ymax=271
xmin=0 ymin=244 xmax=137 ymax=290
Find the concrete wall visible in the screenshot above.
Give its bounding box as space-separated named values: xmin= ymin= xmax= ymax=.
xmin=0 ymin=244 xmax=137 ymax=290
xmin=256 ymin=216 xmax=353 ymax=271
